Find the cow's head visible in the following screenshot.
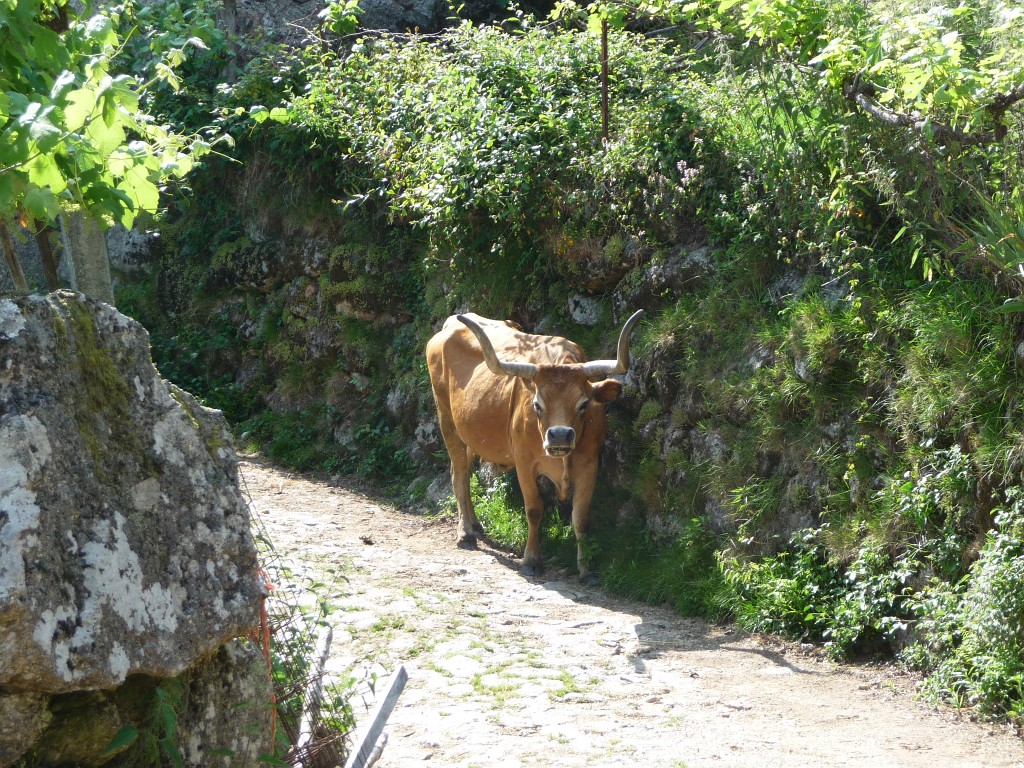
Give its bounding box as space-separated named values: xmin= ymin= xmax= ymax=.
xmin=458 ymin=311 xmax=644 ymax=458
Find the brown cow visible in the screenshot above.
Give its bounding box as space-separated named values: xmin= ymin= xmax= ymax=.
xmin=426 ymin=310 xmax=643 ymax=580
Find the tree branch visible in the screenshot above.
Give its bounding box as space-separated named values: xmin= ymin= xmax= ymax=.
xmin=988 ymin=83 xmax=1024 ymax=121
xmin=843 ymin=79 xmax=1024 ymax=146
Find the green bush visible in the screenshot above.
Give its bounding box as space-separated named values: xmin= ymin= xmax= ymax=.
xmin=907 ymin=487 xmax=1024 ymax=719
xmin=719 ymin=529 xmax=844 ymax=640
xmin=290 ymin=20 xmax=700 ymax=307
xmin=110 ymin=0 xmax=1024 ymax=722
xmin=602 ymin=515 xmax=727 ymax=616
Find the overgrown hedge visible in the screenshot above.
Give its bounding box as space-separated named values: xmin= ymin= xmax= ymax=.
xmin=122 ymin=0 xmax=1024 ymax=723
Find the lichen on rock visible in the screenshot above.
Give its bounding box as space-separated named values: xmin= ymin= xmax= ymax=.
xmin=0 ymin=291 xmax=261 ymax=694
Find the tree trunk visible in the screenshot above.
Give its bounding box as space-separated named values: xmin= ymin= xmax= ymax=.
xmin=0 ymin=217 xmax=29 ymax=292
xmin=60 ymin=211 xmax=115 ymax=306
xmin=33 ymin=220 xmax=61 ymax=291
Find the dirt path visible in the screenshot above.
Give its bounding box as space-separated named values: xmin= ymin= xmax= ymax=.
xmin=240 ymin=459 xmax=1024 ymax=768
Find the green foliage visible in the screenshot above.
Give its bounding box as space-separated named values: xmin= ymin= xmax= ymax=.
xmin=471 ymin=474 xmax=530 ymax=552
xmin=956 ymin=190 xmax=1024 ymax=292
xmin=889 ymin=280 xmax=1021 ymax=478
xmin=0 ymin=0 xmax=215 ymax=228
xmin=720 ymin=532 xmax=918 ymax=658
xmin=260 ymin=560 xmax=356 ymax=763
xmin=111 ymin=678 xmax=186 ymax=767
xmin=102 ymin=725 xmax=139 ymax=757
xmin=104 ymin=0 xmax=1024 ymax=723
xmin=468 ymin=474 xmax=576 ymax=562
xmin=602 ymin=515 xmax=726 ymax=616
xmin=631 ymin=0 xmax=1024 ymax=147
xmin=237 ymin=405 xmax=415 ymax=485
xmin=290 ymin=20 xmax=699 ymax=293
xmin=319 ymin=0 xmax=363 ymax=36
xmin=808 ymin=1 xmax=1024 ymax=125
xmin=152 ymin=682 xmax=185 ymax=768
xmin=720 ymin=530 xmax=844 ymax=639
xmin=719 ymin=445 xmax=982 ymax=658
xmin=906 ymin=488 xmax=1024 ymax=719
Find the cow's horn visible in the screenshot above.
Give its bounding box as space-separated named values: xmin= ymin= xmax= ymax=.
xmin=580 ymin=309 xmax=645 ymax=380
xmin=457 ymin=315 xmax=539 ymax=380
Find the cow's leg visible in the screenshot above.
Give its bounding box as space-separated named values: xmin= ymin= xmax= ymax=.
xmin=570 ymin=457 xmax=600 ymax=584
xmin=465 ymin=446 xmax=485 ymax=538
xmin=436 ymin=409 xmax=479 ymax=549
xmin=517 ymin=468 xmax=545 ymax=577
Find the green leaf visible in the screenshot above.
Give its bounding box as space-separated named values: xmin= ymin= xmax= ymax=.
xmin=6 ymin=93 xmax=29 ymax=116
xmin=23 ymin=187 xmax=61 ymax=222
xmin=159 ymin=737 xmax=184 ymax=768
xmin=26 ymin=154 xmax=68 ymax=195
xmin=107 ymin=148 xmax=134 ymax=177
xmin=102 ymin=725 xmax=139 ymax=755
xmin=117 ymin=164 xmax=160 ymax=213
xmin=64 ymin=88 xmax=98 ymax=133
xmin=190 ymin=140 xmax=212 ymax=159
xmin=49 ymin=71 xmax=77 ymax=100
xmin=161 ymin=153 xmax=193 ymax=178
xmin=268 ymin=107 xmax=290 ymax=123
xmin=154 ymin=62 xmax=182 ymax=92
xmin=84 ymin=14 xmax=117 ymax=47
xmin=18 ymin=103 xmax=62 ymax=153
xmin=111 ymin=77 xmax=141 ymax=114
xmin=902 ymin=72 xmax=930 ymax=103
xmin=101 ymin=90 xmax=119 ymax=127
xmin=31 ymin=27 xmax=64 ymax=69
xmin=85 ymin=117 xmax=126 ymax=156
xmin=994 ymin=300 xmax=1024 ymax=315
xmin=0 ymin=173 xmax=13 ymax=211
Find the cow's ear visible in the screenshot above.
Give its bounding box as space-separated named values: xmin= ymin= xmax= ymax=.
xmin=591 ymin=379 xmax=623 ymax=404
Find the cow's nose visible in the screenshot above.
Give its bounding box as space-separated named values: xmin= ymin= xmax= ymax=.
xmin=545 ymin=426 xmax=576 ymax=456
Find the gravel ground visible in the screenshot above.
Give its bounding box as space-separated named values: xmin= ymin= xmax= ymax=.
xmin=241 ymin=458 xmax=1024 ymax=768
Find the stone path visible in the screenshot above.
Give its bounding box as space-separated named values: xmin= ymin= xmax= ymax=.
xmin=240 ymin=459 xmax=1024 ymax=768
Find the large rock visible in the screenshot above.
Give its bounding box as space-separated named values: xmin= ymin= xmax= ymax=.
xmin=0 ymin=693 xmax=51 ymax=766
xmin=613 ymin=243 xmax=714 ymax=315
xmin=178 ymin=639 xmax=275 ymax=767
xmin=233 ymin=0 xmax=449 ymax=42
xmin=0 ymin=291 xmax=261 ymax=693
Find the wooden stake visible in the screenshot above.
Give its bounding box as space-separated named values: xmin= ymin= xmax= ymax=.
xmin=601 ymin=18 xmax=610 ymax=143
xmin=344 ymin=665 xmax=408 ymax=768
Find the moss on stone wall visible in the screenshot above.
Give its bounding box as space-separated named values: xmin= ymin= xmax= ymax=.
xmin=51 ymin=294 xmax=153 ymax=484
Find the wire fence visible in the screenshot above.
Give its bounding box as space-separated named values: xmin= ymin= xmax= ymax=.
xmin=243 ymin=475 xmax=355 ymax=768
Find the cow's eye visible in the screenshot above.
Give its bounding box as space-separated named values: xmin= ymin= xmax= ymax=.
xmin=577 ymin=400 xmax=590 ymax=414
xmin=533 ymin=401 xmax=543 ymax=414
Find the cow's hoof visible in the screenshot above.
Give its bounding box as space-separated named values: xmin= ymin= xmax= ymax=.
xmin=522 ymin=559 xmax=544 ymax=578
xmin=456 ymin=534 xmax=477 ymax=550
xmin=579 ymin=571 xmax=601 ymax=587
